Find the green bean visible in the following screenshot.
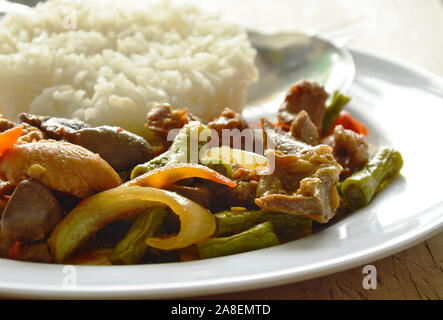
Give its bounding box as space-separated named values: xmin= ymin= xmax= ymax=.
xmin=341 ymin=148 xmax=403 ymax=208
xmin=109 ymin=207 xmax=168 ymax=265
xmin=131 ymin=153 xmax=171 ymax=179
xmin=197 ymin=222 xmax=279 ymax=259
xmin=131 ymin=122 xmax=210 ymax=179
xmin=214 ymin=210 xmax=312 ymax=237
xmin=322 ymin=91 xmax=351 ymax=135
xmin=130 ymin=130 xmax=186 ymax=179
xmin=204 ymin=160 xmax=234 ymax=179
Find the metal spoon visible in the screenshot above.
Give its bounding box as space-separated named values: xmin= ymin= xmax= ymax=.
xmin=0 ymin=0 xmax=30 ymax=16
xmin=244 ymin=31 xmax=355 ymax=122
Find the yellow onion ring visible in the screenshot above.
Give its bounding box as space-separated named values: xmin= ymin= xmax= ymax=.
xmin=49 ymin=186 xmax=215 ymax=263
xmin=201 ymin=146 xmax=267 ymax=171
xmin=124 ymin=163 xmax=236 ymax=188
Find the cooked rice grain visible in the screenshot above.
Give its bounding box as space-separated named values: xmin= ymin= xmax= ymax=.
xmin=0 ymin=0 xmax=258 ymax=135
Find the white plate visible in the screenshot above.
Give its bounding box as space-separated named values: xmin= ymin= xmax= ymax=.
xmin=1 ymin=47 xmax=443 ymax=299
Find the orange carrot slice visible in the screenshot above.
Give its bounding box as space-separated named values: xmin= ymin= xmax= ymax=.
xmin=0 ymin=126 xmax=23 ymax=157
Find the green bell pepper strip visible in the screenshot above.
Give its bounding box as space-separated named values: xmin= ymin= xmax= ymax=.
xmin=214 ymin=210 xmax=312 ymax=237
xmin=341 ymin=148 xmax=404 ymax=208
xmin=201 ymin=159 xmax=234 ymax=179
xmin=322 ymin=91 xmax=351 ymax=135
xmin=109 ymin=207 xmax=168 ymax=265
xmin=197 ymin=222 xmax=279 ymax=259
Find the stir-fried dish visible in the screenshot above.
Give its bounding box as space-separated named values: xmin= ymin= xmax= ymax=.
xmin=0 ymin=80 xmax=403 ymax=265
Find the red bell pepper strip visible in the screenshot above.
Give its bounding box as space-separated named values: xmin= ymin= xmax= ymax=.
xmin=334 ymin=111 xmax=369 ymax=136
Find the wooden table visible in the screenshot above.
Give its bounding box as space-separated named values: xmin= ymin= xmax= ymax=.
xmin=193 ymin=0 xmax=443 ymax=300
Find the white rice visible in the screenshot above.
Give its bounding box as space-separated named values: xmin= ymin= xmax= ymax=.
xmin=0 ymin=0 xmax=258 ymax=135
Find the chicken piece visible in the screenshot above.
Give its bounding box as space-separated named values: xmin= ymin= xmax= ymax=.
xmin=18 ymin=124 xmax=46 ymax=144
xmin=255 ymin=120 xmax=342 ymax=223
xmin=256 ymin=153 xmax=341 ymax=223
xmin=208 ymin=108 xmax=250 ymax=135
xmin=1 ymin=180 xmax=64 ymax=241
xmin=328 ymin=125 xmax=369 ymax=178
xmin=0 ymin=115 xmax=44 ymax=144
xmin=208 ymin=107 xmax=252 ymax=149
xmin=145 ymin=105 xmax=199 ymax=155
xmin=262 ymin=118 xmax=313 ymax=156
xmin=290 ymin=110 xmax=320 ymax=146
xmin=146 ymin=104 xmax=199 ymax=137
xmin=224 ymin=180 xmax=258 ymax=208
xmin=0 ymin=141 xmax=122 ymax=198
xmin=277 ymin=80 xmax=329 ymax=132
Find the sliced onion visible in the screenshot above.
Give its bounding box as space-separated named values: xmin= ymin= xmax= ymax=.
xmin=201 ymin=146 xmax=268 ymax=171
xmin=49 ymin=186 xmax=216 ymax=263
xmin=124 ymin=163 xmax=236 ymax=188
